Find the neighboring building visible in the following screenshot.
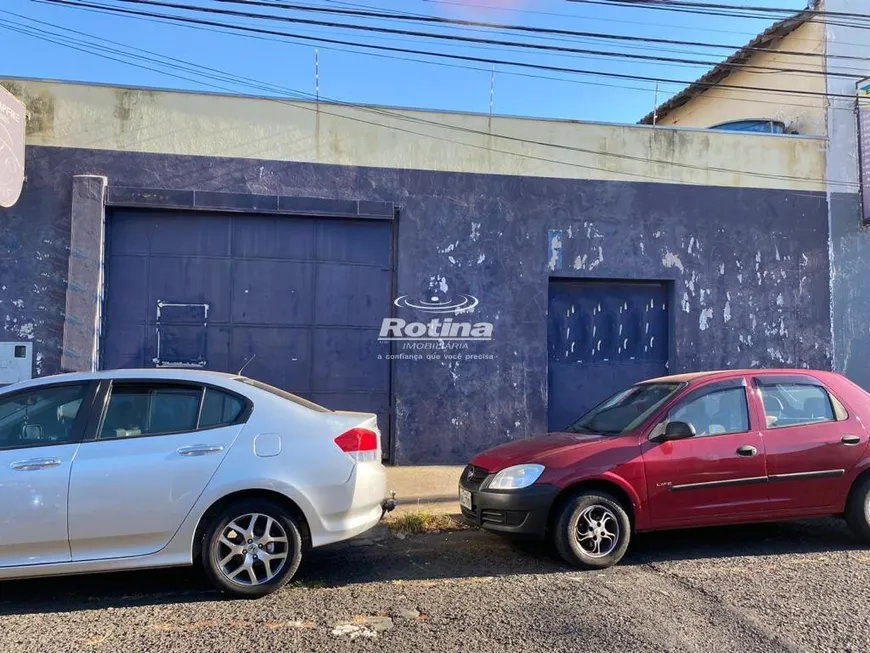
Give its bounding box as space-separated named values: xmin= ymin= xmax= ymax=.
xmin=639 ymin=2 xmax=826 ymax=136
xmin=0 ymin=78 xmax=830 ymax=464
xmin=641 ymin=0 xmax=870 ymax=391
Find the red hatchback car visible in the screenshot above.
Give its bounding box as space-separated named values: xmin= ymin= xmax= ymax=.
xmin=460 ymin=369 xmax=870 ymax=569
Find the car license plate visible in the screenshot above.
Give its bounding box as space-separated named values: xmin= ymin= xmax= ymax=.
xmin=459 ymin=487 xmax=473 ymax=510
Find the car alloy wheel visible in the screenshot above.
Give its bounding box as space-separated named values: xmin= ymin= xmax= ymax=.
xmin=846 ymin=476 xmax=870 ymax=544
xmin=217 ymin=513 xmax=290 ymax=586
xmin=202 ymin=499 xmax=303 ymax=598
xmin=554 ymin=490 xmax=631 ymax=570
xmin=574 ymin=504 xmax=620 ymax=558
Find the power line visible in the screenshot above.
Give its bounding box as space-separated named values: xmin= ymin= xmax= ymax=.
xmin=213 ymin=0 xmax=870 ymax=66
xmin=1 ymin=10 xmax=855 ymax=191
xmin=80 ymin=0 xmax=865 ymax=80
xmin=573 ymin=0 xmax=870 ymax=22
xmin=40 ymin=0 xmax=863 ymax=102
xmin=567 ymin=0 xmax=870 ymax=30
xmin=32 ymin=0 xmax=847 ymax=114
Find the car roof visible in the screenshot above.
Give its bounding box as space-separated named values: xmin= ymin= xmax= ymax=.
xmin=0 ymin=369 xmax=240 ymax=393
xmin=641 ymin=368 xmax=837 ymax=385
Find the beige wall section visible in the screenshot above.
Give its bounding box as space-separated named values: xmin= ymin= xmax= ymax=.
xmin=2 ymin=77 xmax=824 ymax=192
xmin=655 ymin=21 xmax=827 ymax=136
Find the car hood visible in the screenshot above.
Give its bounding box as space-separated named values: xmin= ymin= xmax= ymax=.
xmin=470 ymin=432 xmax=614 ymax=472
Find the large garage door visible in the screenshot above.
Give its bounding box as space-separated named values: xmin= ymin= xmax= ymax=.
xmin=102 ymin=208 xmax=393 ymax=449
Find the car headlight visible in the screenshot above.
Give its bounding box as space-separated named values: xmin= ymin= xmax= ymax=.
xmin=487 ymin=464 xmax=545 ymax=490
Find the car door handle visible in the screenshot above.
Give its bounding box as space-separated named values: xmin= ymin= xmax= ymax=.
xmin=736 ymin=445 xmax=758 ymax=457
xmin=841 ymin=435 xmax=862 ymax=446
xmin=176 ymin=445 xmax=224 ymax=457
xmin=10 ymin=458 xmax=62 ymax=471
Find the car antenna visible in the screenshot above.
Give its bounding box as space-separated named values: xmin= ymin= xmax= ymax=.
xmin=237 ymin=353 xmax=256 ymax=376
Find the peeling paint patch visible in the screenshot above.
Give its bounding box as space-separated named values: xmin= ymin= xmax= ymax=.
xmin=588 ymin=246 xmax=604 ymax=271
xmin=661 ymin=251 xmax=684 ymax=274
xmin=682 ymin=292 xmax=690 ymax=313
xmin=547 ymin=230 xmax=563 ymax=271
xmin=699 ymin=308 xmax=713 ymax=331
xmin=573 ymin=255 xmax=587 ymax=270
xmin=470 ymin=222 xmax=480 ymax=242
xmin=776 ymin=293 xmax=784 ymax=306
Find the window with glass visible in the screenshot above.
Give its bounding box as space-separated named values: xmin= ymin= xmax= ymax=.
xmin=667 ymin=386 xmax=750 ymax=437
xmin=758 ymin=382 xmax=835 ymax=429
xmin=199 ymin=388 xmax=246 ymax=429
xmin=567 ymin=382 xmax=684 ymax=435
xmin=0 ymin=383 xmax=89 ymax=450
xmin=99 ymin=384 xmax=201 ymax=439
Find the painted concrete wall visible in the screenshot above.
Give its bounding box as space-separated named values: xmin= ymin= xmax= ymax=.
xmin=0 ymin=80 xmax=832 ymax=463
xmin=826 ymin=0 xmax=870 ymax=389
xmin=1 ymin=78 xmax=825 ymax=192
xmin=655 ymin=21 xmax=827 ymax=137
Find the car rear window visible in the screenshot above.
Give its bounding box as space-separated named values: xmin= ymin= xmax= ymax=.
xmin=235 ymin=378 xmax=331 ymax=413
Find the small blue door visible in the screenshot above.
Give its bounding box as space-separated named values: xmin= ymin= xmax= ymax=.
xmin=547 ymin=280 xmax=669 ymax=432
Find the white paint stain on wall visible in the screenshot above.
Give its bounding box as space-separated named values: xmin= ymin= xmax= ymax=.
xmin=724 ymin=292 xmax=732 ymax=323
xmin=470 ymin=222 xmax=480 ymax=242
xmin=699 ymin=308 xmax=713 ymax=331
xmin=682 ymin=292 xmax=690 ymax=313
xmin=573 ymin=255 xmax=587 ymax=270
xmin=547 ymin=232 xmax=562 ymax=271
xmin=776 ymin=293 xmax=784 ymax=306
xmin=662 ymin=251 xmax=684 ymax=274
xmin=588 ymin=246 xmax=604 ymax=270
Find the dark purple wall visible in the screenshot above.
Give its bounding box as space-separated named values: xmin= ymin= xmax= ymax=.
xmin=0 ymin=145 xmax=831 ymax=464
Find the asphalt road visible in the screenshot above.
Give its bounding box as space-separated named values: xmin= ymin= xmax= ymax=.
xmin=1 ymin=518 xmax=868 ymax=653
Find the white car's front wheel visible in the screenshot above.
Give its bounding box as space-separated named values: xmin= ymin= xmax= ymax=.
xmin=202 ymin=499 xmax=303 ymax=598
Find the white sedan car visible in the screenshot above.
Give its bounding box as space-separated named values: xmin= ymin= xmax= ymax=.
xmin=0 ymin=369 xmax=394 ymax=598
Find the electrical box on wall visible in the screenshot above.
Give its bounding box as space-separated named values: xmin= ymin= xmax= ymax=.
xmin=0 ymin=342 xmax=33 ymax=386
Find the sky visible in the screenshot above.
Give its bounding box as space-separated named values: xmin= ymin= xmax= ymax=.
xmin=2 ymin=0 xmax=808 ymax=125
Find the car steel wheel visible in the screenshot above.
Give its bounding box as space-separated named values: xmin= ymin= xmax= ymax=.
xmin=216 ymin=513 xmax=290 ymax=586
xmin=574 ymin=504 xmax=620 ymax=558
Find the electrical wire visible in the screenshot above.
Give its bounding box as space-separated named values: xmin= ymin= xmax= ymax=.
xmin=29 ymin=0 xmax=848 ymax=114
xmin=0 ymin=10 xmax=855 ymax=191
xmin=38 ymin=0 xmax=863 ymax=102
xmin=213 ymin=0 xmax=870 ymax=66
xmin=573 ymin=0 xmax=870 ymax=22
xmin=567 ymin=0 xmax=870 ymax=30
xmin=69 ymin=0 xmax=865 ymax=80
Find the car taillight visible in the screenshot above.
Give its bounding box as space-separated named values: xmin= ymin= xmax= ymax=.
xmin=334 ymin=427 xmax=379 ymax=462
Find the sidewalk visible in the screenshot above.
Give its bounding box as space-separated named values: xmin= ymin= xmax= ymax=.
xmin=385 ymin=465 xmax=463 ymax=515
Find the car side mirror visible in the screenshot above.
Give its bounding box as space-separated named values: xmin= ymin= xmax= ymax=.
xmin=662 ymin=421 xmax=695 ymax=441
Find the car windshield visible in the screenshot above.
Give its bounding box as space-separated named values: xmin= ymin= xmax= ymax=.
xmin=566 ymin=382 xmax=684 ymax=435
xmin=235 ymin=377 xmax=332 ymax=413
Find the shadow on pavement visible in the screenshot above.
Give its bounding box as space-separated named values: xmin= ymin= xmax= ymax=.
xmin=0 ymin=517 xmax=862 ymax=615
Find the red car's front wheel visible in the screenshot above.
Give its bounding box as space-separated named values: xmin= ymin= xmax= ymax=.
xmin=554 ymin=491 xmax=631 ymax=569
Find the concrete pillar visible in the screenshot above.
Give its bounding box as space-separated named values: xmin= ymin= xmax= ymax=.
xmin=61 ymin=175 xmax=107 ymax=372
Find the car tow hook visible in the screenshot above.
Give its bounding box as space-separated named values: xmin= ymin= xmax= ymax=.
xmin=381 ymin=490 xmax=398 ymax=518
